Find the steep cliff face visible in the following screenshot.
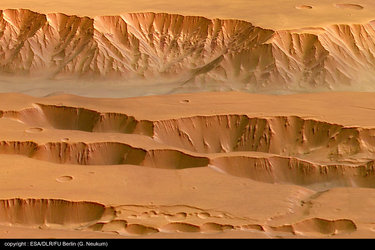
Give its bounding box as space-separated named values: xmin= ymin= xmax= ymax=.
xmin=0 ymin=199 xmax=108 ymax=227
xmin=2 ymin=9 xmax=375 ymax=91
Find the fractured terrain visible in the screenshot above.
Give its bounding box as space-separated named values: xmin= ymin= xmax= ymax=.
xmin=0 ymin=92 xmax=375 ymax=238
xmin=2 ymin=9 xmax=375 ymax=95
xmin=2 ymin=5 xmax=375 ymax=238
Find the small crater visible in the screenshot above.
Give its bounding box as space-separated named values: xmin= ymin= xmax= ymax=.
xmin=241 ymin=224 xmax=265 ymax=232
xmin=149 ymin=210 xmax=158 ymax=216
xmin=222 ymin=224 xmax=235 ymax=230
xmin=61 ymin=138 xmax=70 ymax=142
xmin=197 ymin=212 xmax=211 ymax=219
xmin=125 ymin=224 xmax=159 ymax=235
xmin=101 ymin=220 xmax=127 ymax=233
xmin=161 ymin=222 xmax=200 ymax=233
xmin=296 ymin=5 xmax=313 ymax=9
xmin=334 ymin=3 xmax=364 ymax=10
xmin=293 ymin=218 xmax=357 ymax=235
xmin=139 ymin=212 xmax=151 ymax=219
xmin=87 ymin=223 xmax=105 ymax=231
xmin=165 ymin=212 xmax=187 ymax=222
xmin=25 ymin=127 xmax=44 ymax=133
xmin=180 ymin=99 xmax=190 ymax=103
xmin=216 ymin=212 xmax=226 ymax=218
xmin=56 ymin=175 xmax=74 ymax=183
xmin=200 ymin=222 xmax=224 ymax=233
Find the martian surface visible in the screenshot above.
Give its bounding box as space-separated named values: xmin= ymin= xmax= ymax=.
xmin=1 ymin=0 xmax=375 ymax=238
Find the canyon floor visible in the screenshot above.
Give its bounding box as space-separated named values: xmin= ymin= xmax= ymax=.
xmin=1 ymin=0 xmax=375 ymax=239
xmin=0 ymin=92 xmax=375 ymax=238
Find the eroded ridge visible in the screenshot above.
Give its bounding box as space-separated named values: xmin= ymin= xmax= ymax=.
xmin=153 ymin=115 xmax=372 ymax=159
xmin=4 ymin=103 xmax=153 ymax=136
xmin=0 ymin=199 xmax=357 ymax=237
xmin=6 ymin=105 xmax=375 ymax=161
xmin=2 ymin=9 xmax=375 ymax=90
xmin=0 ymin=141 xmax=209 ymax=168
xmin=268 ymin=217 xmax=357 ymax=236
xmin=153 ymin=115 xmax=375 ymax=187
xmin=1 ymin=139 xmax=375 ymax=188
xmin=3 ymin=104 xmax=375 ymax=187
xmin=0 ymin=199 xmax=113 ymax=228
xmin=4 ymin=103 xmax=374 ymax=162
xmin=210 ymin=155 xmax=375 ymax=188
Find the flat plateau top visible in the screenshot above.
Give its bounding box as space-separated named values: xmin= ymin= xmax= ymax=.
xmin=1 ymin=91 xmax=375 ymax=238
xmin=1 ymin=0 xmax=375 ymax=29
xmin=1 ymin=91 xmax=375 ymax=127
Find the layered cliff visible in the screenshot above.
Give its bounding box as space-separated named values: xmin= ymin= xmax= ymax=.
xmin=2 ymin=9 xmax=375 ymax=92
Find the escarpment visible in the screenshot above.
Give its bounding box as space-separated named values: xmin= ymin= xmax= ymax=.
xmin=3 ymin=101 xmax=375 ymax=188
xmin=2 ymin=9 xmax=375 ymax=92
xmin=153 ymin=115 xmax=367 ymax=160
xmin=1 ymin=5 xmax=375 ymax=239
xmin=4 ymin=104 xmax=375 ymax=162
xmin=0 ymin=199 xmax=109 ymax=227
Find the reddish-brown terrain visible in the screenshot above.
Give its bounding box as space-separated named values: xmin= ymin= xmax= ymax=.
xmin=0 ymin=1 xmax=375 ymax=238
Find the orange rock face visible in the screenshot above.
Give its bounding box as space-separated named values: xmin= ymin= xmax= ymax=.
xmin=1 ymin=9 xmax=375 ymax=93
xmin=1 ymin=4 xmax=375 ymax=239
